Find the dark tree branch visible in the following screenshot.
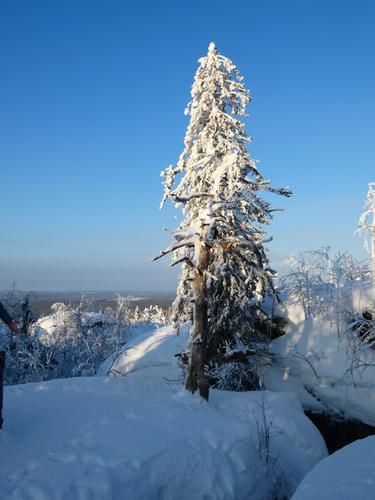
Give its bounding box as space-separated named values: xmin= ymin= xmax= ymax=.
xmin=151 ymin=241 xmax=195 ymax=262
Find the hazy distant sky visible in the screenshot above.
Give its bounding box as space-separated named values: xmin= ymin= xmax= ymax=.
xmin=1 ymin=0 xmax=375 ymax=291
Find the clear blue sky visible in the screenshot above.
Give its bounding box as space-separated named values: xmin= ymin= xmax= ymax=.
xmin=1 ymin=0 xmax=375 ymax=291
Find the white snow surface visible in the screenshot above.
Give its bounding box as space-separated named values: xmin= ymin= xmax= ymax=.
xmin=1 ymin=324 xmax=327 ymax=499
xmin=292 ymin=436 xmax=375 ymax=500
xmin=264 ymin=285 xmax=375 ymax=425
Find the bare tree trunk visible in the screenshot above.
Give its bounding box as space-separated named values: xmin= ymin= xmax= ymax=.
xmin=0 ymin=350 xmax=5 ymax=429
xmin=185 ymin=237 xmax=210 ymax=400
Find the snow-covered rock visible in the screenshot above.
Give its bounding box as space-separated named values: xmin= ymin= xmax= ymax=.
xmin=292 ymin=437 xmax=375 ymax=500
xmin=0 ymin=324 xmax=327 ymax=499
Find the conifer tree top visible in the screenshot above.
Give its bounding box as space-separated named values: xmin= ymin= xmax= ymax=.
xmin=160 ymin=43 xmax=290 ymax=218
xmin=207 ymin=41 xmax=217 ymax=55
xmin=155 ymin=43 xmax=291 ymax=346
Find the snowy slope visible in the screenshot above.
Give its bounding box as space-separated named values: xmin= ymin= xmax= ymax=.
xmin=292 ymin=437 xmax=375 ymax=500
xmin=263 ymin=289 xmax=375 ymax=425
xmin=1 ymin=324 xmax=327 ymax=500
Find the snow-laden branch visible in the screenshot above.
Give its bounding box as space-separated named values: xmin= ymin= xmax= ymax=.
xmin=151 ymin=240 xmax=195 ymax=262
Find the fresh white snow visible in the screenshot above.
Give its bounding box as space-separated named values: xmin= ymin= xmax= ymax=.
xmin=264 ymin=282 xmax=375 ymax=426
xmin=1 ymin=324 xmax=327 ymax=499
xmin=292 ymin=437 xmax=375 ymax=500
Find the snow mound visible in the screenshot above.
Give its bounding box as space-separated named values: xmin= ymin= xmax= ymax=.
xmin=36 ymin=310 xmax=117 ymax=337
xmin=292 ymin=437 xmax=375 ymax=500
xmin=264 ymin=285 xmax=375 ymax=425
xmin=1 ymin=324 xmax=327 ymax=499
xmin=98 ymin=322 xmax=189 ymax=378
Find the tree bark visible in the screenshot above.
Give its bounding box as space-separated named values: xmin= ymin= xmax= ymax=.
xmin=185 ymin=236 xmax=210 ymax=400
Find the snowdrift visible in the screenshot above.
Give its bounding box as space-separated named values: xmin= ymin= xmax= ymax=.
xmin=264 ymin=281 xmax=375 ymax=426
xmin=292 ymin=436 xmax=375 ymax=500
xmin=1 ymin=324 xmax=327 ymax=499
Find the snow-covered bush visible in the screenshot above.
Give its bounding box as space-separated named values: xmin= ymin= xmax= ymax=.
xmin=281 ymin=248 xmax=366 ymax=329
xmin=279 ymin=248 xmax=375 ymax=381
xmin=4 ymin=298 xmax=122 ymax=384
xmin=265 ymin=252 xmax=375 ymax=424
xmin=4 ymin=333 xmax=51 ymax=385
xmin=347 ymin=310 xmax=375 ymax=349
xmin=207 ymin=359 xmax=260 ymax=392
xmin=132 ymin=304 xmax=169 ymax=325
xmin=342 ymin=306 xmax=375 ymax=385
xmin=356 ymin=182 xmax=375 ymax=293
xmin=4 ymin=296 xmax=169 ymax=385
xmin=203 ymin=340 xmax=275 ymax=392
xmin=252 ymin=391 xmax=290 ymax=500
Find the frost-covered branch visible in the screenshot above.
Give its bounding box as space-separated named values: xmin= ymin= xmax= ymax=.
xmin=151 ymin=241 xmax=195 ymax=262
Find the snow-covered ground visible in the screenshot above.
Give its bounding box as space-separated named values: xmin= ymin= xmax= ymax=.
xmin=292 ymin=436 xmax=375 ymax=500
xmin=1 ymin=324 xmax=327 ymax=499
xmin=264 ymin=284 xmax=375 ymax=426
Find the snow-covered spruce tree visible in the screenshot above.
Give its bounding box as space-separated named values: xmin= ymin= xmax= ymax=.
xmin=154 ymin=43 xmax=291 ymax=399
xmin=356 ymin=182 xmax=375 ymax=296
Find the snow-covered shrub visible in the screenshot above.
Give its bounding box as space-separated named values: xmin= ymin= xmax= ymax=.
xmin=5 ymin=297 xmax=129 ymax=384
xmin=41 ymin=299 xmax=126 ymax=375
xmin=208 ymin=359 xmax=260 ymax=392
xmin=202 ymin=340 xmax=274 ymax=391
xmin=343 ymin=308 xmax=375 ymax=384
xmin=266 ymin=257 xmax=375 ymax=423
xmin=252 ymin=391 xmax=289 ymax=500
xmin=281 ymin=248 xmax=375 ymax=365
xmin=356 ymin=182 xmax=375 ymax=293
xmin=133 ymin=304 xmax=169 ymax=325
xmin=281 ymin=248 xmax=366 ymax=334
xmin=348 ymin=311 xmax=375 ymax=348
xmin=4 ymin=296 xmax=171 ymax=385
xmin=4 ymin=333 xmax=53 ymax=385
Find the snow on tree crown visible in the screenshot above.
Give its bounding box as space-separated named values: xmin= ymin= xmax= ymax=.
xmin=357 ymin=183 xmax=375 ymax=233
xmin=160 ymin=43 xmax=290 ymax=226
xmin=356 ymin=182 xmax=375 ymax=254
xmin=154 ymin=43 xmax=291 ymax=325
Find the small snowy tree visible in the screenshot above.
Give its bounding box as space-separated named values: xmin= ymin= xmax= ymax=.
xmin=281 ymin=248 xmax=364 ymax=337
xmin=356 ymin=182 xmax=375 ymax=297
xmin=154 ymin=43 xmax=291 ymax=399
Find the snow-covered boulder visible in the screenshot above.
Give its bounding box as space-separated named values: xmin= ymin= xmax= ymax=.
xmin=292 ymin=437 xmax=375 ymax=500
